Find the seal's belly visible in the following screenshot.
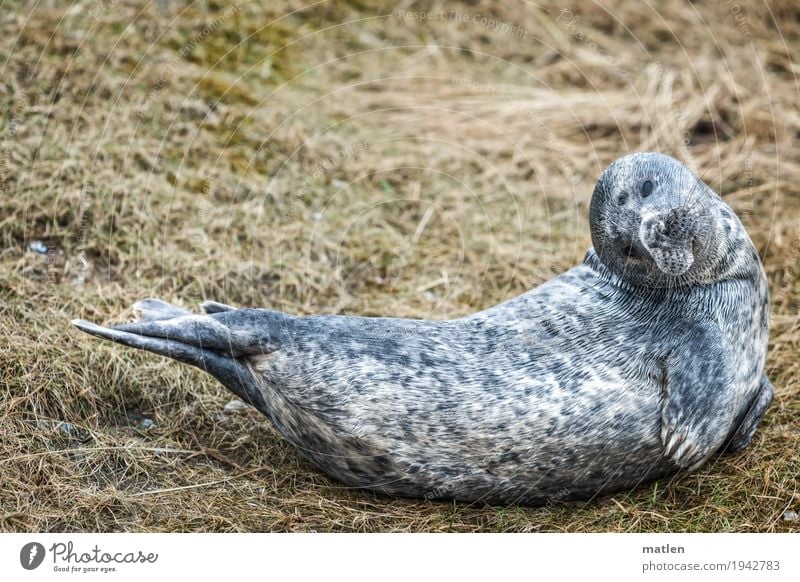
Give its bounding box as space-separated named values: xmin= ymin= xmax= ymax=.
xmin=250 ymin=345 xmax=669 ymax=501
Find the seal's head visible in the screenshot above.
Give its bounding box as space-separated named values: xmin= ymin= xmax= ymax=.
xmin=590 ymin=152 xmax=728 ymax=288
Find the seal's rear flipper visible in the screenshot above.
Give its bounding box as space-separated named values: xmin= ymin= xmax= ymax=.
xmin=98 ymin=304 xmax=293 ymax=358
xmin=201 ymin=300 xmax=236 ymax=314
xmin=132 ymin=298 xmax=191 ymax=321
xmin=71 ymin=318 xmax=264 ymax=410
xmin=132 ymin=297 xmax=235 ymax=318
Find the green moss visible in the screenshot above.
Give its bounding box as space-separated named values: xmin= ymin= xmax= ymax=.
xmin=174 ymin=13 xmax=299 ymax=84
xmin=196 ymin=74 xmax=258 ymax=105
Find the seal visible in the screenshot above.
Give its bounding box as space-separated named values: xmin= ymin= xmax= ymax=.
xmin=72 ymin=152 xmax=772 ymax=505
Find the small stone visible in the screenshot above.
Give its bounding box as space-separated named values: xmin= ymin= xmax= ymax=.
xmin=782 ymin=510 xmax=798 ymax=522
xmin=55 ymin=422 xmax=90 ymax=442
xmin=29 ymin=240 xmax=48 ymax=254
xmin=57 ymin=422 xmax=77 ymax=435
xmin=223 ymin=400 xmax=250 ymax=414
xmin=140 ymin=418 xmax=154 ymax=430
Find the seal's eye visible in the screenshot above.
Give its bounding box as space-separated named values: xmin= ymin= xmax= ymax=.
xmin=640 ymin=179 xmax=654 ymax=197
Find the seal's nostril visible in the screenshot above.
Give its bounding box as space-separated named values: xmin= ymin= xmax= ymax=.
xmin=621 ymin=242 xmax=641 ymax=259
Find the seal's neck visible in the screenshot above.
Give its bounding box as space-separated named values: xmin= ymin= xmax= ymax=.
xmin=702 ymin=208 xmax=763 ymax=284
xmin=583 ymin=248 xmax=660 ymax=296
xmin=585 ymin=234 xmax=762 ymax=297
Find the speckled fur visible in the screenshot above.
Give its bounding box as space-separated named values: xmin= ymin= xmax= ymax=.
xmin=72 ymin=153 xmax=772 ymax=505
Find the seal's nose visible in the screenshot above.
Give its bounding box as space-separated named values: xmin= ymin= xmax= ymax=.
xmin=641 ymin=207 xmax=695 ymax=243
xmin=639 ymin=206 xmax=696 ymax=276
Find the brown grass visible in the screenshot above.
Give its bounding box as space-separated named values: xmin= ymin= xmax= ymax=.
xmin=1 ymin=0 xmax=799 ymax=532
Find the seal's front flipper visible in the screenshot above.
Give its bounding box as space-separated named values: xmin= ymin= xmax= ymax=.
xmin=660 ymin=321 xmax=737 ymax=470
xmin=724 ymin=375 xmax=774 ymax=454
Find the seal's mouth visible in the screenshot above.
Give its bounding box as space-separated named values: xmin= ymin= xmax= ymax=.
xmin=638 ymin=210 xmax=697 ymax=276
xmin=620 ymin=241 xmax=646 ymax=262
xmin=648 ymin=245 xmax=694 ymax=275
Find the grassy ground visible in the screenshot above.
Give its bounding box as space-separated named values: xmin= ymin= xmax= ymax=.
xmin=1 ymin=0 xmax=799 ymax=532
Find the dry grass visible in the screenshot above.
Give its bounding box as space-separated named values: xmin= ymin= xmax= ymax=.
xmin=1 ymin=0 xmax=799 ymax=532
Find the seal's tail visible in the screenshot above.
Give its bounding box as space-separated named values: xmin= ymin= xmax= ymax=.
xmin=71 ymin=298 xmax=279 ymax=412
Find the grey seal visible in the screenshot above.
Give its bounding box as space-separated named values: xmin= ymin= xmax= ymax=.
xmin=72 ymin=152 xmax=772 ymax=505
